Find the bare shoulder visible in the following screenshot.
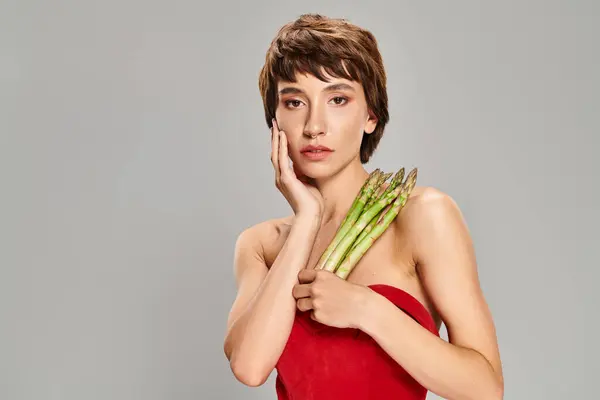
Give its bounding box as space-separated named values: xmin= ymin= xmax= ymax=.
xmin=262 ymin=215 xmax=295 ymax=267
xmin=395 ymin=185 xmax=466 ymax=253
xmin=406 ymin=185 xmax=452 ymax=206
xmin=398 ymin=185 xmax=460 ymax=222
xmin=236 ymin=215 xmax=295 ymax=268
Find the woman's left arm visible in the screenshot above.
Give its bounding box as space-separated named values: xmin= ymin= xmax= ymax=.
xmin=359 ymin=188 xmax=504 ymax=400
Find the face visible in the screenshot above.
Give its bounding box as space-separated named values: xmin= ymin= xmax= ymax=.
xmin=274 ymin=69 xmax=378 ymax=179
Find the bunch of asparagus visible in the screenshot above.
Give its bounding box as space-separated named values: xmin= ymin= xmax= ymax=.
xmin=314 ymin=167 xmax=418 ymax=279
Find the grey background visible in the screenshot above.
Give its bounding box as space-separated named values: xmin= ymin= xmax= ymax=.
xmin=1 ymin=1 xmax=597 ymax=399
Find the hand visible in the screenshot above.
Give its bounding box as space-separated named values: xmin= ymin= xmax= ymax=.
xmin=271 ymin=118 xmax=324 ymax=220
xmin=292 ymin=269 xmax=374 ymax=329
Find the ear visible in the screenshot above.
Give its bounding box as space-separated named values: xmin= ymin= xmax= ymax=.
xmin=364 ymin=109 xmax=378 ymax=134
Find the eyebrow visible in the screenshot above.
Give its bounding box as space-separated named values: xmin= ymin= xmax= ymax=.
xmin=278 ymin=83 xmax=356 ymax=96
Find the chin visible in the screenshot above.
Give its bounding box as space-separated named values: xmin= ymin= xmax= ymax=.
xmin=297 ymin=163 xmax=338 ymax=180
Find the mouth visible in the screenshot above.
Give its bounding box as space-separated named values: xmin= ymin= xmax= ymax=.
xmin=301 ymin=149 xmax=332 ymax=161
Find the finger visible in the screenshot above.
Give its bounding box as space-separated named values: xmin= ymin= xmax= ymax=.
xmin=296 ymin=297 xmax=313 ymax=312
xmin=292 ymin=283 xmax=312 ymax=299
xmin=298 ymin=268 xmax=317 ymax=284
xmin=271 ymin=119 xmax=280 ymax=183
xmin=278 ymin=130 xmax=292 ymax=181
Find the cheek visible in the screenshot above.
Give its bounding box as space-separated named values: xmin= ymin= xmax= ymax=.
xmin=334 ymin=106 xmax=367 ymax=131
xmin=339 ymin=117 xmax=367 ymax=146
xmin=286 ymin=138 xmax=300 ymax=155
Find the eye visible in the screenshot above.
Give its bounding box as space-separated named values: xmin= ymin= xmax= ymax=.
xmin=284 ymin=99 xmax=304 ymax=109
xmin=330 ymin=96 xmax=348 ymax=105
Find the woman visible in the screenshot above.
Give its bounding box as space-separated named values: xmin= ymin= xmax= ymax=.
xmin=224 ymin=13 xmax=504 ymax=400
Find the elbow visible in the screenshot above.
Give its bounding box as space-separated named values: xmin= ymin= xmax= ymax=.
xmin=230 ymin=357 xmax=270 ymax=387
xmin=462 ymin=373 xmax=503 ymax=400
xmin=223 ymin=333 xmax=272 ymax=387
xmin=486 ymin=368 xmax=504 ymax=400
xmin=475 ymin=376 xmax=503 ymax=400
xmin=485 ymin=386 xmax=504 ymax=400
xmin=233 ymin=369 xmax=269 ymax=388
xmin=492 ymin=377 xmax=504 ymax=400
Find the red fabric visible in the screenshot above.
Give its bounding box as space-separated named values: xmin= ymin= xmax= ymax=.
xmin=275 ymin=284 xmax=439 ymax=400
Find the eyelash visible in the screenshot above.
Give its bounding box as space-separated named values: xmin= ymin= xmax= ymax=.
xmin=284 ymin=96 xmax=349 ymax=109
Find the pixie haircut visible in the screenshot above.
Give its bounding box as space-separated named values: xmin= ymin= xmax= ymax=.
xmin=258 ymin=13 xmax=389 ymax=164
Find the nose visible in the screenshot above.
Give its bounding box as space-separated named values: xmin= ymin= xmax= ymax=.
xmin=303 ymin=107 xmax=326 ymax=138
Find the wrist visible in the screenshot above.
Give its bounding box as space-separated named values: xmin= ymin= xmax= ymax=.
xmin=294 ymin=212 xmax=322 ymax=228
xmin=356 ymin=288 xmax=387 ymax=333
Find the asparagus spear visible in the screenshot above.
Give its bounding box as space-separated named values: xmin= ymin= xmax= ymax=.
xmin=316 ymin=171 xmax=390 ymax=272
xmin=349 ymin=200 xmax=393 ymax=255
xmin=334 ymin=168 xmax=418 ymax=279
xmin=364 ymin=169 xmax=401 ymax=210
xmin=352 ymin=168 xmax=406 ymax=251
xmin=339 ymin=169 xmax=381 ymax=228
xmin=334 ymin=205 xmax=388 ymax=271
xmin=321 ymin=175 xmax=410 ymax=272
xmin=364 ymin=172 xmax=393 ymax=209
xmin=314 ymin=169 xmax=383 ymax=270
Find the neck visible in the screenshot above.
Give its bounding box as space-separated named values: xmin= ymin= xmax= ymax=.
xmin=313 ymin=159 xmax=371 ymax=228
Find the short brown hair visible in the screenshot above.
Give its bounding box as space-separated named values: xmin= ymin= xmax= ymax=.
xmin=258 ymin=13 xmax=389 ymax=164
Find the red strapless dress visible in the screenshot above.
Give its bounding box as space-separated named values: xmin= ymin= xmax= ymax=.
xmin=275 ymin=284 xmax=439 ymax=400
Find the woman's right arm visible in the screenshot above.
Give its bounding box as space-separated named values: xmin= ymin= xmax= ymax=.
xmin=223 ymin=212 xmax=320 ymax=387
xmin=224 ymin=118 xmax=324 ymax=386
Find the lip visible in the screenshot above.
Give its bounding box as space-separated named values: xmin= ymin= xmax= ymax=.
xmin=300 ymin=144 xmax=333 ymax=153
xmin=300 ymin=145 xmax=333 ymax=161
